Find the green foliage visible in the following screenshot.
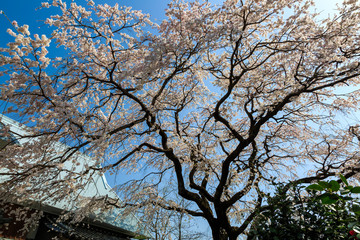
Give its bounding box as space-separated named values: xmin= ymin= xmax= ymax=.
xmin=304 ymin=175 xmax=360 ymax=239
xmin=248 ymin=176 xmax=360 ymax=240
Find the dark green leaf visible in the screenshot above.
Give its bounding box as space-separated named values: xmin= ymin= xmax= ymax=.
xmin=352 ymin=204 xmax=360 ymax=213
xmin=351 ymin=187 xmax=360 ymax=194
xmin=307 ymin=184 xmax=324 ymax=191
xmin=318 ymin=181 xmax=330 ymax=189
xmin=329 ymin=180 xmax=340 ymax=192
xmin=340 ymin=174 xmax=349 ymax=186
xmin=321 ymin=195 xmax=338 ymax=204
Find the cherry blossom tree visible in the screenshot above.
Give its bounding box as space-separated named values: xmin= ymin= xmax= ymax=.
xmin=2 ymin=0 xmax=360 ymax=239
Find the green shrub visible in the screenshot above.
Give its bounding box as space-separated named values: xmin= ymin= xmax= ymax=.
xmin=248 ymin=176 xmax=360 ymax=240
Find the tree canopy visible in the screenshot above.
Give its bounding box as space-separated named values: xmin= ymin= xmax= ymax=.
xmin=2 ymin=0 xmax=360 ymax=239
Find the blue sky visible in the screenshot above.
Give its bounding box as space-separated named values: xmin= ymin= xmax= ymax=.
xmin=0 ymin=0 xmax=343 ymax=41
xmin=0 ymin=0 xmax=167 ymax=43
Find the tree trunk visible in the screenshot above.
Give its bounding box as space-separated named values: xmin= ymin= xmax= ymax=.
xmin=212 ymin=227 xmax=231 ymax=240
xmin=211 ymin=226 xmax=241 ymax=240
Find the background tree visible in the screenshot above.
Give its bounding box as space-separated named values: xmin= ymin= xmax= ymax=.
xmin=137 ymin=187 xmax=209 ymax=240
xmin=142 ymin=199 xmax=208 ymax=240
xmin=248 ymin=182 xmax=353 ymax=239
xmin=248 ymin=176 xmax=360 ymax=239
xmin=2 ymin=0 xmax=360 ymax=239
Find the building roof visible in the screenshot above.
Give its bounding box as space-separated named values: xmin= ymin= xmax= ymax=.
xmin=0 ymin=114 xmax=150 ymax=239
